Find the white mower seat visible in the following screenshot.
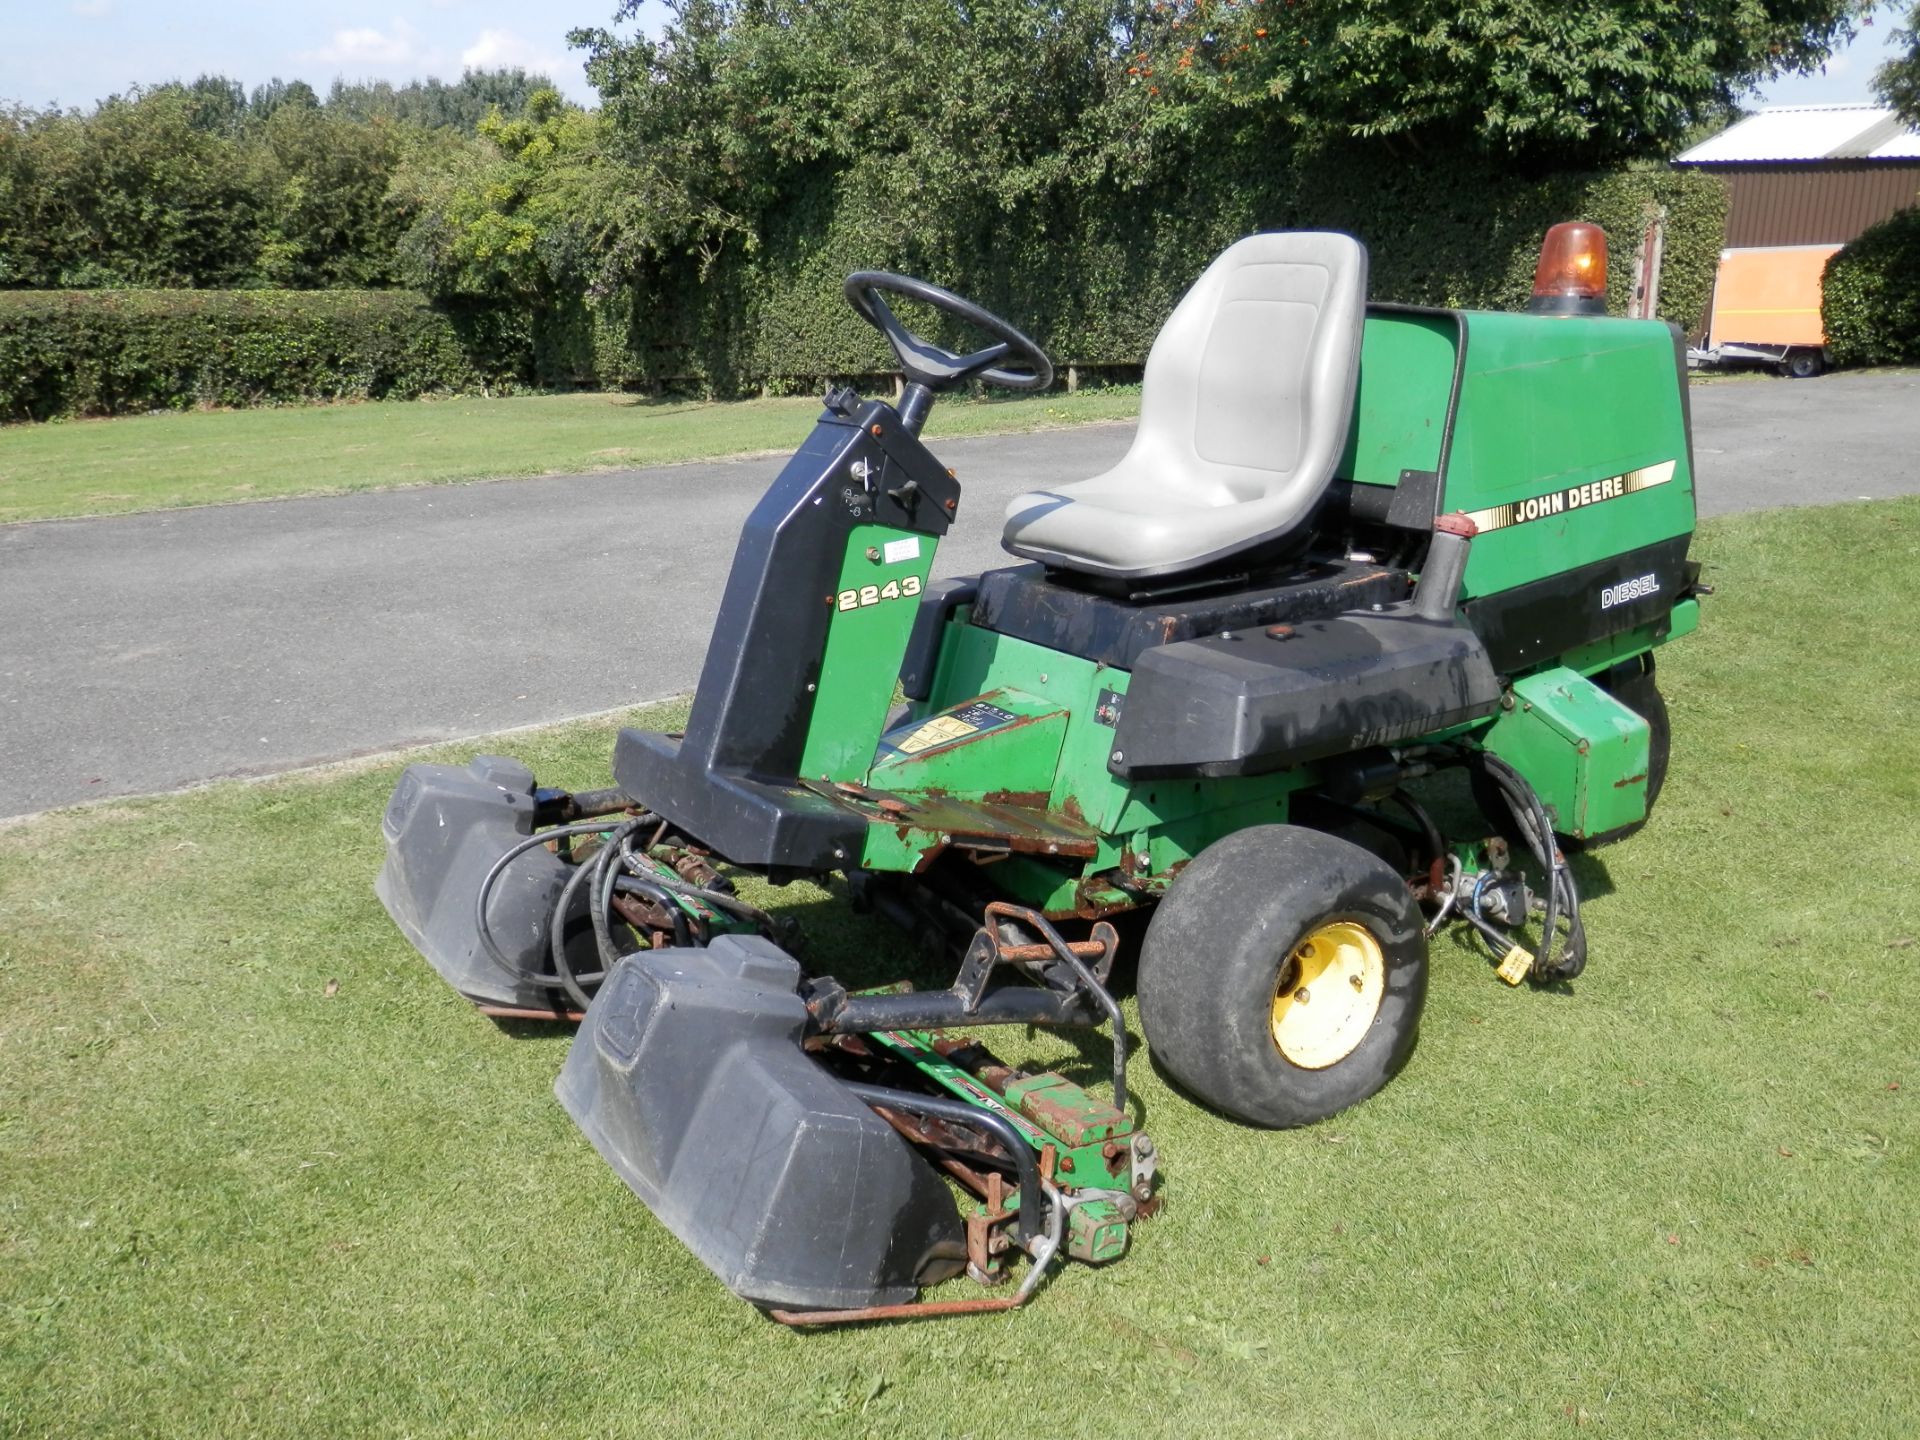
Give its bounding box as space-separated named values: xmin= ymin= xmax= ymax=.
xmin=1002 ymin=232 xmax=1368 ymax=581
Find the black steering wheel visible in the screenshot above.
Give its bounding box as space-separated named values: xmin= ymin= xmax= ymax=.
xmin=844 ymin=271 xmax=1054 ymax=393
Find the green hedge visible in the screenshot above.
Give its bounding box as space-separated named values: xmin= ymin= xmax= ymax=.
xmin=0 ymin=290 xmax=528 ymax=422
xmin=1 ymin=153 xmax=1730 ymax=416
xmin=560 ymin=149 xmax=1728 ymax=396
xmin=1823 ymin=206 xmax=1920 ymax=367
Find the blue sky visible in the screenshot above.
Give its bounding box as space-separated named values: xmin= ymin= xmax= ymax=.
xmin=0 ymin=1 xmax=667 ymax=110
xmin=0 ymin=1 xmax=1908 ymax=114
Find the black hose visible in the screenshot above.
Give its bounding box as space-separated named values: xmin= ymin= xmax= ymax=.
xmin=473 ymin=820 xmax=638 ymax=982
xmin=1482 ymin=754 xmax=1561 ymax=969
xmin=611 ymin=876 xmax=693 ymax=947
xmin=537 ymin=873 xmax=692 ymax=1011
xmin=642 ymin=868 xmax=776 ymax=931
xmin=607 ymin=827 xmax=692 ymax=948
xmin=1389 ymin=790 xmax=1445 ymax=873
xmin=525 ymin=820 xmax=781 ymax=1010
xmin=1017 ymin=910 xmax=1130 ymax=1115
xmin=1466 ymin=751 xmax=1587 ymax=981
xmin=843 ymin=1081 xmax=1048 ymax=1248
xmin=551 ymin=848 xmax=610 ymax=1011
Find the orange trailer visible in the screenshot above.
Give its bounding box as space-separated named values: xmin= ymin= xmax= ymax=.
xmin=1693 ymin=243 xmax=1843 ymax=377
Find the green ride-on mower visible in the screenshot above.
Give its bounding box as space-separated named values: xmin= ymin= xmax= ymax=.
xmin=375 ymin=223 xmax=1702 ymax=1323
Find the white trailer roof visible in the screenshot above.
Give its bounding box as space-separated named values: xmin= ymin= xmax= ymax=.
xmin=1675 ymin=104 xmax=1920 ymax=164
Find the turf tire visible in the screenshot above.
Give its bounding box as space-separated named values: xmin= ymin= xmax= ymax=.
xmin=1136 ymin=824 xmax=1428 ymax=1129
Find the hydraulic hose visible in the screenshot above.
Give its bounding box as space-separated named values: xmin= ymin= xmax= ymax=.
xmin=617 ymin=832 xmax=777 ymax=932
xmin=1465 ymin=750 xmax=1587 ymax=980
xmin=1389 ymin=789 xmax=1446 ymax=873
xmin=473 ymin=809 xmax=772 ymax=1010
xmin=1482 ymin=756 xmax=1569 ymax=978
xmin=473 ymin=820 xmax=640 ymax=982
xmin=552 ymin=847 xmax=613 ymax=1011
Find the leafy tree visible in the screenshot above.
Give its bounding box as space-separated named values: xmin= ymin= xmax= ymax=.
xmin=323 ymin=71 xmax=560 ymax=134
xmin=248 ymin=106 xmax=404 ymax=287
xmin=249 ymin=79 xmax=322 ymax=121
xmin=1875 ymin=2 xmax=1920 ymax=125
xmin=177 ymin=74 xmax=250 ymax=135
xmin=0 ymin=85 xmax=415 ymax=288
xmin=389 ymin=90 xmax=631 ymax=297
xmin=568 ymin=0 xmax=1131 ymax=273
xmin=0 ymin=89 xmax=263 ymax=286
xmin=1130 ymin=0 xmax=1871 ymax=161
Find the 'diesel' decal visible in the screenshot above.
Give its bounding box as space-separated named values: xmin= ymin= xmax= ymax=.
xmin=1464 ymin=459 xmax=1677 ymax=533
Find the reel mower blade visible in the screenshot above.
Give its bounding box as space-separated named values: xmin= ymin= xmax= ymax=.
xmin=556 ymin=935 xmax=968 ymax=1313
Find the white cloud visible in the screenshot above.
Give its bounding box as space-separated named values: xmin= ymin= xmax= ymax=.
xmin=460 ymin=27 xmax=570 ymax=78
xmin=304 ymin=20 xmax=422 ymax=67
xmin=70 ymin=0 xmax=111 ymax=16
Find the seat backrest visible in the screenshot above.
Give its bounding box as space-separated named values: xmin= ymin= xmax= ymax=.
xmin=1132 ymin=231 xmax=1367 ymax=511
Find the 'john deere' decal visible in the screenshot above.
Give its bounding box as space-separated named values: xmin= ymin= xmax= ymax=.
xmin=1464 ymin=459 xmax=1676 ymax=533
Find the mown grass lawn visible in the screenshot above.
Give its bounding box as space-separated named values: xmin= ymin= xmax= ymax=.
xmin=0 ymin=386 xmax=1141 ymax=525
xmin=2 ymin=498 xmax=1915 ymax=1439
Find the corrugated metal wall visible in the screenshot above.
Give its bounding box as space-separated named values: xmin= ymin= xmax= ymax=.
xmin=1707 ymin=162 xmax=1920 ymax=247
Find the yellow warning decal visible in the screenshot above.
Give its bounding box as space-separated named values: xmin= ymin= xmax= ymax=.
xmin=880 ymin=699 xmax=1019 ymax=757
xmin=893 ymin=714 xmax=980 ymax=754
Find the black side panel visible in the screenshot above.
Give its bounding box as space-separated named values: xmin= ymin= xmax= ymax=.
xmin=1112 ymin=607 xmax=1503 ymax=780
xmin=616 ymin=398 xmax=957 ymax=870
xmin=613 ymin=731 xmax=864 ymax=871
xmin=970 ymin=558 xmax=1410 ymax=671
xmin=686 ymin=401 xmax=958 ymax=776
xmin=1461 ymin=534 xmax=1692 ymax=675
xmin=899 ymin=576 xmax=978 ymax=701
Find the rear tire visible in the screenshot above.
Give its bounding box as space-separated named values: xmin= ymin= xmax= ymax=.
xmin=1137 ymin=825 xmax=1428 ymax=1128
xmin=1783 ymin=350 xmax=1825 ymax=379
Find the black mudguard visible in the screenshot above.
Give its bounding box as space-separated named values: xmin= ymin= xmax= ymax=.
xmin=555 ymin=935 xmax=966 ymax=1312
xmin=1111 ymin=607 xmax=1503 ymax=780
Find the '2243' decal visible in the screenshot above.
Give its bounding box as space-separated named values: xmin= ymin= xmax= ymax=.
xmin=836 ymin=574 xmax=923 ymax=611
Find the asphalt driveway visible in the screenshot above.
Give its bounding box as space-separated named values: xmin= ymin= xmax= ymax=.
xmin=2 ymin=368 xmax=1915 ymax=818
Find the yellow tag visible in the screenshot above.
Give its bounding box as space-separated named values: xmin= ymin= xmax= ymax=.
xmin=894 ymin=714 xmax=977 ymax=754
xmin=1496 ymin=945 xmax=1535 ymax=986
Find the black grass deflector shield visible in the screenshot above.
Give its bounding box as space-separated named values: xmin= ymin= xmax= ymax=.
xmin=375 ymin=755 xmax=581 ymax=1011
xmin=555 ymin=936 xmax=966 ymax=1312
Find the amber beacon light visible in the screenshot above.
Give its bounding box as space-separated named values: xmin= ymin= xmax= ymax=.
xmin=1526 ymin=220 xmax=1609 ymax=316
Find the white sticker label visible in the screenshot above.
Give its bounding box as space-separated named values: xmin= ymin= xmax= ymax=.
xmin=882 ymin=537 xmax=921 ymax=565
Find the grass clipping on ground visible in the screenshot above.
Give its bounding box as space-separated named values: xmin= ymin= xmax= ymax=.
xmin=0 ymin=387 xmax=1141 ymax=525
xmin=2 ymin=499 xmax=1916 ymax=1438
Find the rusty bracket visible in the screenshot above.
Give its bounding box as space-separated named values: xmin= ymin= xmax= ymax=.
xmin=769 ymin=1176 xmax=1065 ymax=1328
xmin=979 ymin=903 xmax=1130 ymax=1113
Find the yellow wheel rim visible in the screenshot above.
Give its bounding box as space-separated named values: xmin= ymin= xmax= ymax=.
xmin=1270 ymin=921 xmax=1386 ymax=1069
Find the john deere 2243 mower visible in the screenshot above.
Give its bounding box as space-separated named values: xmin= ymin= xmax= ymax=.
xmin=376 ymin=224 xmax=1702 ymax=1322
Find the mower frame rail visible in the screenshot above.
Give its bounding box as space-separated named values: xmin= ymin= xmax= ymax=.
xmin=802 ymin=906 xmax=1129 ymax=1110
